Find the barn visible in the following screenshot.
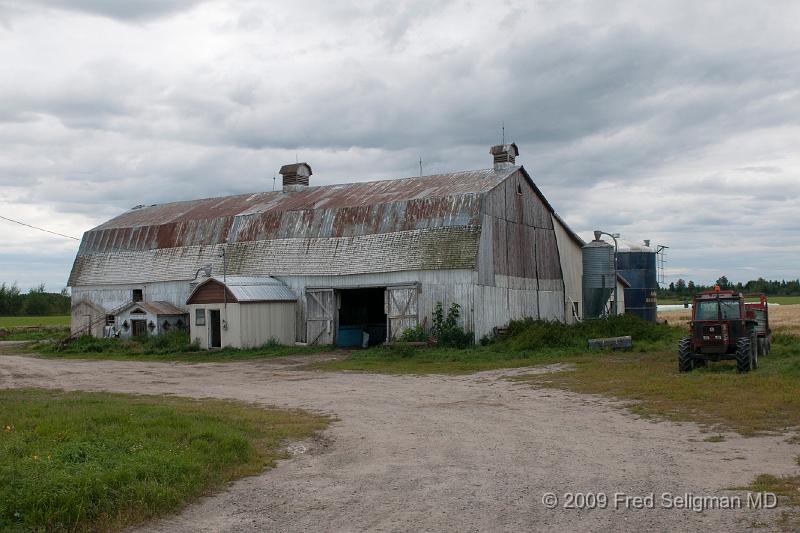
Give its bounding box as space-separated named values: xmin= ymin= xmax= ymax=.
xmin=68 ymin=144 xmax=590 ymax=345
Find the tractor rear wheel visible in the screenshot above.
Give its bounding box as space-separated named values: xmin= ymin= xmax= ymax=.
xmin=736 ymin=337 xmax=753 ymax=373
xmin=678 ymin=337 xmax=694 ymax=373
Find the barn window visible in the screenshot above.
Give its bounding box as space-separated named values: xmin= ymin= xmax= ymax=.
xmin=195 ymin=308 xmax=206 ymax=326
xmin=516 ymin=180 xmax=523 ymax=195
xmin=132 ymin=289 xmax=143 ymax=302
xmin=105 ymin=315 xmax=115 ymax=325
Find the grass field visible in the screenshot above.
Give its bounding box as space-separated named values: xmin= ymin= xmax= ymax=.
xmin=512 ymin=332 xmax=800 ymax=436
xmin=0 ymin=389 xmax=329 ymax=532
xmin=0 ymin=315 xmax=70 ymax=328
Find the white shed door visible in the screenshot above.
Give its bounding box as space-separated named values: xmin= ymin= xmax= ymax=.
xmin=306 ymin=289 xmax=335 ymax=345
xmin=385 ymin=285 xmax=419 ymax=340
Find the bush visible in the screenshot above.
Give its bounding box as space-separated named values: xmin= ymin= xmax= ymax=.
xmin=432 ymin=302 xmax=473 ymax=348
xmin=399 ymin=324 xmax=427 ymax=343
xmin=499 ymin=314 xmax=683 ymax=352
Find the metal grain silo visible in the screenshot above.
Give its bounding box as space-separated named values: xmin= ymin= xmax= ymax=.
xmin=582 ymin=238 xmax=615 ymax=319
xmin=616 ymin=240 xmax=658 ymax=322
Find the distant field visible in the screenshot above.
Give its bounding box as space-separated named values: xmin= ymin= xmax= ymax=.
xmin=0 ymin=316 xmax=70 ymax=328
xmin=659 ymin=295 xmax=800 ymax=305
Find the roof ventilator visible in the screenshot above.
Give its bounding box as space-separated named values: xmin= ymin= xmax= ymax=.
xmin=280 ymin=162 xmax=313 ymax=192
xmin=490 ymin=143 xmax=519 ymax=170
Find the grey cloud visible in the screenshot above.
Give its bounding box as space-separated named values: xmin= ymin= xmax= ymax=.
xmin=13 ymin=0 xmax=208 ymax=21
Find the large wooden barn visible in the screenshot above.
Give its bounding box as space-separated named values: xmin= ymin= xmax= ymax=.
xmin=68 ymin=144 xmax=588 ymax=347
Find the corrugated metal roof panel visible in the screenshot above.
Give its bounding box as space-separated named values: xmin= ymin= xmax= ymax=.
xmin=228 ymin=284 xmax=297 ymax=302
xmin=75 ymin=168 xmax=514 ymax=256
xmin=187 ymin=276 xmax=297 ymax=303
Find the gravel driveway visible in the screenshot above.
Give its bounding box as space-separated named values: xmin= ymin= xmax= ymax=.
xmin=0 ymin=353 xmax=796 ymax=532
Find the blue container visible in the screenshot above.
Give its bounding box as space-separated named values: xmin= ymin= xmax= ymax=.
xmin=617 ymin=249 xmax=658 ymax=322
xmin=336 ymin=326 xmax=364 ymax=347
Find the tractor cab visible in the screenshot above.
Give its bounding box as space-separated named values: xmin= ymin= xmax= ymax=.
xmin=690 ymin=290 xmax=749 ymax=355
xmin=678 ymin=286 xmax=761 ymax=373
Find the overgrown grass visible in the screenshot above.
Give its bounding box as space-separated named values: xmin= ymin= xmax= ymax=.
xmin=744 ymin=473 xmax=800 ymax=531
xmin=0 ymin=388 xmax=329 ymax=532
xmin=314 ymin=314 xmax=684 ymax=374
xmin=0 ymin=316 xmax=70 ymax=328
xmin=514 ymin=332 xmax=800 ymax=435
xmin=27 ymin=331 xmax=338 ymax=362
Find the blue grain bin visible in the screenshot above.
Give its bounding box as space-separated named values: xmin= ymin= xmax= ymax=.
xmin=582 ymin=239 xmax=616 ymax=319
xmin=617 ymin=241 xmax=658 ymax=322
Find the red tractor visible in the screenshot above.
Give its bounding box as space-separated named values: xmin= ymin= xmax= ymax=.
xmin=678 ymin=288 xmax=766 ymax=373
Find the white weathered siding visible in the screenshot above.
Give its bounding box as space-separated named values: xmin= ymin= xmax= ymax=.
xmin=552 ymin=215 xmax=583 ymax=323
xmin=188 ymin=301 xmax=296 ymax=349
xmin=188 ymin=302 xmax=241 ymax=349
xmin=71 ymin=280 xmax=192 ymax=336
xmin=277 ymin=270 xmax=476 ymax=342
xmin=239 ymin=302 xmax=296 ymax=346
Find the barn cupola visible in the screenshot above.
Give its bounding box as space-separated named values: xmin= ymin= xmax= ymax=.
xmin=279 ymin=162 xmax=313 ymax=192
xmin=490 ymin=143 xmax=519 ymax=170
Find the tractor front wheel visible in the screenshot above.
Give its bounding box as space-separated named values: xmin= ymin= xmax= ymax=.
xmin=678 ymin=337 xmax=694 ymax=373
xmin=736 ymin=337 xmax=753 ymax=373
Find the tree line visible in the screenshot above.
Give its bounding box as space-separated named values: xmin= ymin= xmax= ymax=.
xmin=657 ymin=276 xmax=800 ymax=300
xmin=0 ymin=283 xmax=70 ymax=316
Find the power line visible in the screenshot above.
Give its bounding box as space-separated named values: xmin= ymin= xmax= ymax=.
xmin=0 ymin=214 xmax=80 ymax=241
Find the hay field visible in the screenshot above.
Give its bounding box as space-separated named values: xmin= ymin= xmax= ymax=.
xmin=659 ymin=304 xmax=800 ymax=335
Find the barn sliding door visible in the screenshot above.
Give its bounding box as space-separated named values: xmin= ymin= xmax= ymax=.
xmin=306 ymin=289 xmax=335 ymax=345
xmin=385 ymin=285 xmax=419 ymax=340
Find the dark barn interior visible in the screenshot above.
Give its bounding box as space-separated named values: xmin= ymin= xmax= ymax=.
xmin=337 ymin=288 xmax=387 ymax=347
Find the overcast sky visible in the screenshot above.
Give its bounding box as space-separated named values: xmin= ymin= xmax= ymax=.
xmin=1 ymin=0 xmax=798 ymax=291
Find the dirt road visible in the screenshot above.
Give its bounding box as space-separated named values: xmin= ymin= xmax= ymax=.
xmin=1 ymin=354 xmax=796 ymax=532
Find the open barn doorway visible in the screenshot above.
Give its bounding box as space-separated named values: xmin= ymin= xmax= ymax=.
xmin=336 ymin=288 xmax=387 ymax=347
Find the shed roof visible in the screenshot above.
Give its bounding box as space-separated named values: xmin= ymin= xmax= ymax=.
xmin=120 ymin=300 xmax=187 ymax=316
xmin=187 ymin=276 xmax=297 ymax=304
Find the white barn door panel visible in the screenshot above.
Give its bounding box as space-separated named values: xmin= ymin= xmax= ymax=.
xmin=306 ymin=289 xmax=335 ymax=345
xmin=385 ymin=285 xmax=419 ymax=340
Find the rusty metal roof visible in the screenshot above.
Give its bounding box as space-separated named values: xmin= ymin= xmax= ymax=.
xmin=69 ymin=167 xmax=561 ymax=286
xmin=76 ymin=168 xmax=514 ymax=255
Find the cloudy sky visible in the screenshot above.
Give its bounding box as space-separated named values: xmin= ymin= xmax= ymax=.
xmin=0 ymin=0 xmax=798 ymax=291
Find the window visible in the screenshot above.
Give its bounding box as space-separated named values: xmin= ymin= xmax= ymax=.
xmin=105 ymin=314 xmax=115 ymax=326
xmin=516 ymin=180 xmax=523 ymax=195
xmin=195 ymin=308 xmax=206 ymax=326
xmin=132 ymin=289 xmax=143 ymax=302
xmin=719 ymin=300 xmax=741 ymax=320
xmin=694 ymin=301 xmax=718 ymax=321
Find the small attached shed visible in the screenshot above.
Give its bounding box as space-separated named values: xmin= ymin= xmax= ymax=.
xmin=115 ymin=301 xmax=188 ymax=338
xmin=186 ymin=276 xmax=297 ymax=349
